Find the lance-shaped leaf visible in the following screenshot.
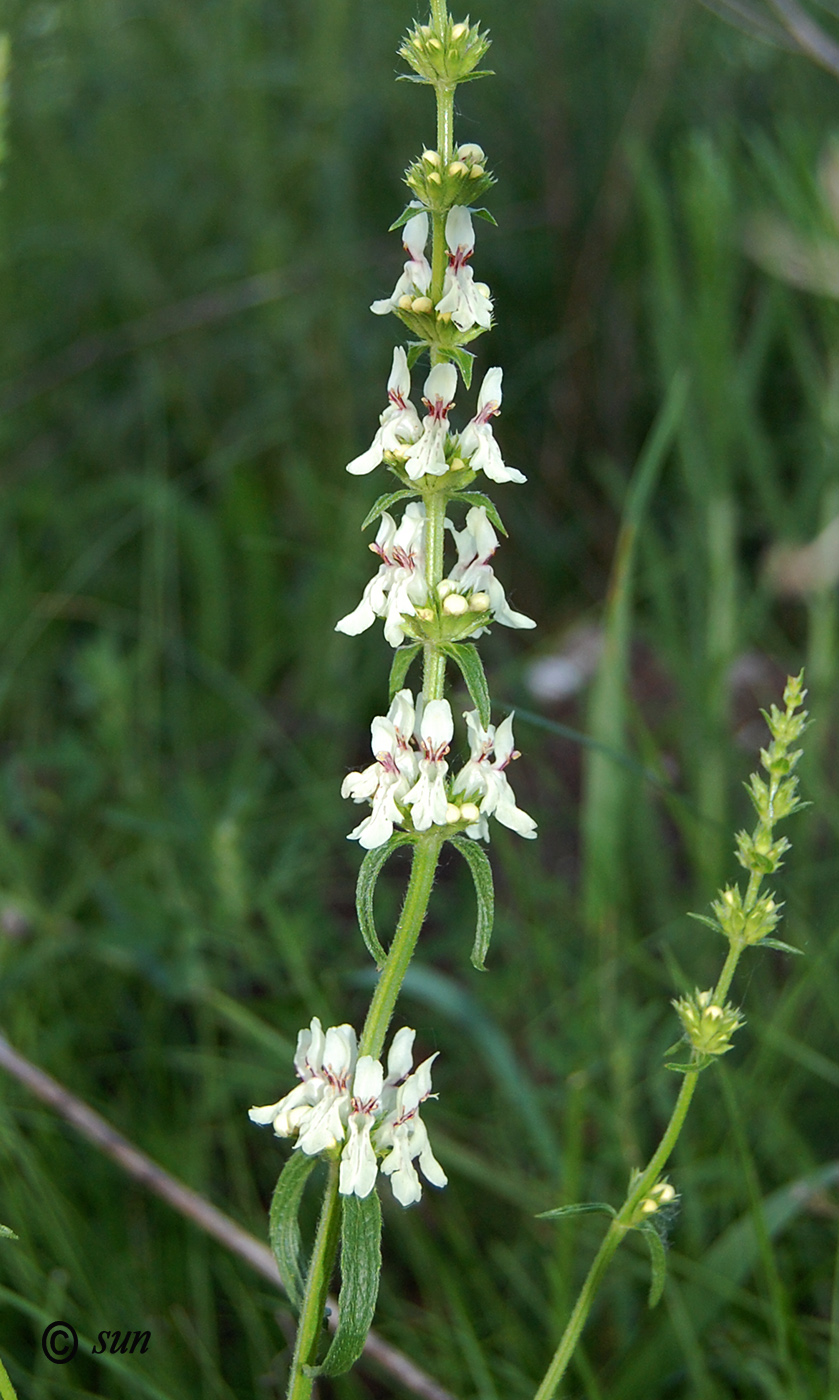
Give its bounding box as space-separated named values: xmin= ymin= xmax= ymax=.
xmin=440 ymin=345 xmax=475 ymax=389
xmin=309 ymin=1190 xmax=382 ymax=1378
xmin=758 ymin=937 xmax=803 ymax=955
xmin=450 ymin=490 xmax=507 ymax=535
xmin=388 ymin=643 xmax=422 ymax=699
xmin=361 ymin=489 xmax=417 ymax=531
xmin=450 ymin=833 xmax=495 ymax=969
xmin=440 ymin=643 xmax=491 ymax=729
xmin=537 ymin=1201 xmax=617 ymax=1222
xmin=269 ymin=1150 xmax=320 ymax=1310
xmin=356 ymin=832 xmax=416 ymax=968
xmin=640 ymin=1222 xmax=667 ymax=1308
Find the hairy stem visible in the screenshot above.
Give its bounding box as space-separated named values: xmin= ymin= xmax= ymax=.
xmin=360 ymin=830 xmax=445 ymax=1060
xmin=285 ymin=1159 xmax=342 ymax=1400
xmin=533 ymin=936 xmax=750 ymax=1399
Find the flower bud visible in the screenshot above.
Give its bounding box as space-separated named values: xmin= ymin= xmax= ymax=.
xmin=469 ymin=592 xmax=490 ymax=612
xmin=437 ymin=579 xmax=455 ymax=599
xmin=460 ymin=802 xmax=480 ymax=822
xmin=443 ymin=593 xmax=469 ymax=616
xmin=411 ymin=296 xmax=433 ymax=314
xmin=422 ymin=149 xmax=440 ymax=166
xmin=673 ymin=989 xmax=744 ymax=1057
xmin=445 ymin=803 xmax=461 ymax=823
xmin=448 ymin=161 xmax=468 ymax=177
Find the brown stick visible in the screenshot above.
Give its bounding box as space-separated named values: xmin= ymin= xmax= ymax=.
xmin=0 ymin=1033 xmax=456 ymax=1400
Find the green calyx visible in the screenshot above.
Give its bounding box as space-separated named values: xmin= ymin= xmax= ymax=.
xmin=406 ymin=152 xmax=494 ymax=211
xmin=672 ymin=989 xmax=744 ymax=1057
xmin=399 ymin=16 xmax=491 ymax=86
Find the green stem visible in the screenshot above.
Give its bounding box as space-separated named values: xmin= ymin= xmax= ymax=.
xmin=285 ymin=1160 xmax=342 ymax=1400
xmin=360 ymin=830 xmax=444 ymax=1060
xmin=534 ymin=934 xmax=747 ymax=1400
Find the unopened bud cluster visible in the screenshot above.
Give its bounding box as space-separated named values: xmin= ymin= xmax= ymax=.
xmin=406 ymin=143 xmax=494 ymax=210
xmin=399 ymin=16 xmax=490 ymax=85
xmin=630 ymin=1179 xmax=678 ymax=1226
xmin=700 ymin=673 xmax=807 ymax=953
xmin=673 ymin=989 xmax=744 ymax=1057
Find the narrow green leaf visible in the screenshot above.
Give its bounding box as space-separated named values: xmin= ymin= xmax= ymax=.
xmin=356 ymin=833 xmax=415 ymax=968
xmin=311 ymin=1191 xmax=382 ymax=1377
xmin=269 ymin=1151 xmax=320 ymax=1309
xmin=665 ymin=1057 xmax=711 ymax=1074
xmin=388 ymin=206 xmax=426 ymax=233
xmin=450 ymin=490 xmax=507 ymax=535
xmin=450 ymin=834 xmax=495 ymax=969
xmin=470 ymin=205 xmax=498 ymax=225
xmin=687 ymin=911 xmax=723 ymax=934
xmin=641 ymin=1223 xmax=667 ymax=1308
xmin=537 ymin=1201 xmax=617 ymax=1222
xmin=441 ymin=643 xmax=491 ymax=728
xmin=405 ymin=341 xmax=427 ymax=371
xmin=361 ymin=489 xmax=416 ymax=532
xmin=388 ymin=643 xmax=422 ymax=699
xmin=758 ymin=937 xmax=803 ymax=955
xmin=0 ymin=1225 xmax=17 ymax=1243
xmin=440 ymin=345 xmax=474 ymax=389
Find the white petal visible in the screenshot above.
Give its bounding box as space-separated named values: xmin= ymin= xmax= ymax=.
xmin=339 ymin=1114 xmax=379 ymax=1198
xmin=420 ymin=698 xmax=454 ymax=750
xmin=335 ymin=595 xmax=378 ymax=637
xmin=423 ymin=361 xmax=458 ymax=406
xmin=387 ymin=1027 xmax=416 ymax=1082
xmin=445 ymin=205 xmax=475 ymax=253
xmin=477 ymin=366 xmax=503 ymax=413
xmin=403 ymin=211 xmax=429 ymax=262
xmin=352 ymin=1055 xmax=384 ymax=1106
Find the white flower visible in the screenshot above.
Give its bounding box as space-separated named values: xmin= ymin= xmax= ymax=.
xmin=458 ymin=368 xmax=526 ymax=484
xmin=371 ymin=211 xmax=432 ymax=315
xmin=402 ymin=363 xmax=458 ymax=481
xmin=453 ymin=710 xmax=537 ymax=840
xmin=341 ymin=689 xmax=418 ymax=850
xmin=376 ymin=1036 xmax=447 ymax=1207
xmin=248 ymin=1018 xmax=357 ymax=1154
xmin=347 ymin=347 xmax=423 ymax=475
xmin=403 ymin=697 xmax=454 ymax=830
xmin=335 ymin=503 xmax=428 ymax=647
xmin=339 ymin=1055 xmax=384 ymax=1199
xmin=435 ymin=207 xmax=493 ymax=333
xmin=445 ymin=506 xmax=536 ymax=631
xmin=250 ymin=1021 xmax=446 ymax=1208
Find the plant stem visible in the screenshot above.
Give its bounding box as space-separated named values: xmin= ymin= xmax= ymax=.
xmin=534 ymin=935 xmax=747 ymax=1400
xmin=285 ymin=1159 xmax=342 ymax=1400
xmin=360 ymin=830 xmax=445 ymax=1060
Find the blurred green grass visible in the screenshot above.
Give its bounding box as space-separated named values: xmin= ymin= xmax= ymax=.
xmin=0 ymin=0 xmax=838 ymax=1395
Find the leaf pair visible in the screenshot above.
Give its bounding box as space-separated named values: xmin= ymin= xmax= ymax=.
xmin=270 ymin=1156 xmax=382 ymax=1377
xmin=355 ymin=827 xmax=495 ymax=972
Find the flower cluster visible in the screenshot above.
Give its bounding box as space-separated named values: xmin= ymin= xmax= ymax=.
xmin=347 ymin=347 xmax=522 ymax=486
xmin=336 ymin=501 xmax=532 ymax=648
xmin=341 ymin=688 xmax=536 ymax=849
xmin=249 ymin=1018 xmax=446 ymax=1207
xmin=672 ymin=989 xmax=744 ymax=1057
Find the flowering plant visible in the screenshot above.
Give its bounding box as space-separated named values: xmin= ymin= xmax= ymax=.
xmin=247 ymin=6 xmax=810 ymax=1398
